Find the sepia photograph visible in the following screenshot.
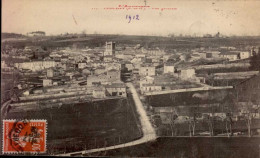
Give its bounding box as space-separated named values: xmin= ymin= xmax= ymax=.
xmin=1 ymin=0 xmax=260 ymax=157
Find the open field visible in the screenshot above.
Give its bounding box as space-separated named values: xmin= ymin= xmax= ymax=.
xmin=3 ymin=94 xmax=142 ymax=155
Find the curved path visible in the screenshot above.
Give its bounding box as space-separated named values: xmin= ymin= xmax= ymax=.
xmin=58 ymin=83 xmax=156 ymax=156
xmin=1 ymin=100 xmax=12 ymax=118
xmin=1 ymin=88 xmax=32 ymax=118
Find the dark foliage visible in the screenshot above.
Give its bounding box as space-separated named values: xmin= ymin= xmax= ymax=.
xmin=249 ymin=53 xmax=260 ymax=71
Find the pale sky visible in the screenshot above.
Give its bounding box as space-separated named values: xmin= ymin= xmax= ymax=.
xmin=2 ymin=0 xmax=260 ymax=36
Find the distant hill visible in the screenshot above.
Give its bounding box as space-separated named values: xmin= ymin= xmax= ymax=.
xmin=2 ymin=33 xmax=260 ymax=50
xmin=2 ymin=33 xmax=25 ymax=39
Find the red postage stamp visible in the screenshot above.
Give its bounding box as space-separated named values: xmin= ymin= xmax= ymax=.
xmin=2 ymin=119 xmax=47 ymax=154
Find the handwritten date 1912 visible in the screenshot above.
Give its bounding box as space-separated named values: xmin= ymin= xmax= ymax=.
xmin=126 ymin=15 xmax=140 ymax=23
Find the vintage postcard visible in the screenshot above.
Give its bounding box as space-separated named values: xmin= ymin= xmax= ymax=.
xmin=1 ymin=0 xmax=260 ymax=157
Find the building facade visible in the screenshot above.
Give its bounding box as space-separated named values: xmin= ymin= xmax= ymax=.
xmin=239 ymin=51 xmax=250 ymax=59
xmin=219 ymin=51 xmax=240 ymax=61
xmin=164 ymin=63 xmax=175 ymax=74
xmin=15 ymin=61 xmax=56 ymax=71
xmin=27 ymin=31 xmax=46 ymax=37
xmin=87 ymin=74 xmax=108 ymax=86
xmin=180 ymin=69 xmax=195 ymax=79
xmin=104 ymin=41 xmax=116 ymax=56
xmin=93 ymin=87 xmax=106 ymax=98
xmin=139 ymin=65 xmax=155 ymax=76
xmin=141 ymin=84 xmax=162 ymax=94
xmin=43 ymin=79 xmax=53 ymax=87
xmin=105 ymin=83 xmax=127 ymax=97
xmin=107 ymin=69 xmax=121 ymax=82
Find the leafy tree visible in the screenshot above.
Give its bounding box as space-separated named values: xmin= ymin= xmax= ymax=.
xmin=249 ymin=53 xmax=260 ymax=71
xmin=184 ymin=54 xmax=192 ymax=61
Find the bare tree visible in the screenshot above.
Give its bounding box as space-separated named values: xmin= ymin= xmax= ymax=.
xmin=189 ymin=106 xmax=199 ymax=136
xmin=244 ymin=92 xmax=254 ymax=137
xmin=169 ymin=111 xmax=178 ymax=136
xmin=224 ymin=114 xmax=233 ymax=137
xmin=207 ymin=105 xmax=217 ymax=136
xmin=206 ymin=115 xmax=214 ymax=136
xmin=245 ymin=111 xmax=253 ymax=137
xmin=222 ymin=91 xmax=237 ymax=137
xmin=188 ymin=117 xmax=196 ymax=137
xmin=188 ymin=111 xmax=197 ymax=137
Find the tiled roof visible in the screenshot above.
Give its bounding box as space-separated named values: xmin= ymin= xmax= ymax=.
xmin=108 ymin=69 xmax=119 ymax=72
xmin=105 ymin=83 xmax=126 ymax=88
xmin=164 ymin=63 xmax=174 ymax=66
xmin=143 ymin=83 xmax=162 ymax=86
xmin=219 ymin=51 xmax=240 ymax=55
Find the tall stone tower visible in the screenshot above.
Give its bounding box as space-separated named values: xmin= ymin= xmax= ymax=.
xmin=104 ymin=41 xmax=116 ymax=56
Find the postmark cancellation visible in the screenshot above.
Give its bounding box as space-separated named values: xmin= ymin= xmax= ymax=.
xmin=2 ymin=119 xmax=47 ymax=154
